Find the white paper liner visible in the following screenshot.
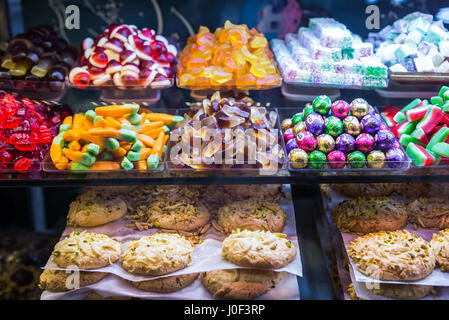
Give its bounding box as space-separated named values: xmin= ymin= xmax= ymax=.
xmin=42 ymin=187 xmax=302 ymax=283
xmin=40 ymin=272 xmax=300 ymax=300
xmin=325 ymin=185 xmax=449 ymax=287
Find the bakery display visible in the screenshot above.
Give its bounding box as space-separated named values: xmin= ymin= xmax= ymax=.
xmin=332 ymin=197 xmax=407 ymax=234
xmin=177 ymin=21 xmax=280 ymax=89
xmin=348 ymin=230 xmax=435 ymax=281
xmin=271 ymin=18 xmax=387 ymax=88
xmin=69 ymin=24 xmax=175 ymax=89
xmin=222 ymin=229 xmax=296 ymax=269
xmin=121 ymin=233 xmax=194 ymax=276
xmin=201 ymin=269 xmax=284 ymax=299
xmin=51 ymin=231 xmax=121 ymax=269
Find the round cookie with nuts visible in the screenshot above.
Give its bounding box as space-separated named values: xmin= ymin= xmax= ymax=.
xmin=332 ymin=197 xmax=407 ymax=235
xmin=201 ymin=269 xmax=285 ymax=299
xmin=128 ymin=273 xmax=199 ymax=293
xmin=408 ymin=198 xmax=449 ymax=229
xmin=430 ymin=229 xmax=449 ymax=272
xmin=52 ymin=231 xmax=121 ymax=269
xmin=348 ymin=230 xmax=435 ymax=281
xmin=121 ymin=233 xmax=194 ymax=276
xmin=222 ymin=229 xmax=296 ymax=269
xmin=39 ymin=269 xmax=107 ymax=292
xmin=213 ymin=200 xmax=286 ymax=234
xmin=67 ymin=188 xmax=128 ymax=227
xmin=222 ymin=184 xmax=283 ymax=201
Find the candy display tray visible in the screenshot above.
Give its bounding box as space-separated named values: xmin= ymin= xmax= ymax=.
xmin=0 ymin=78 xmax=67 ymax=101
xmin=176 ymin=76 xmax=282 ymax=91
xmin=281 ymin=78 xmax=389 ymax=90
xmin=278 ymin=107 xmax=411 ymax=172
xmin=165 ymin=108 xmax=286 ymax=173
xmin=390 ymin=72 xmax=449 ymax=84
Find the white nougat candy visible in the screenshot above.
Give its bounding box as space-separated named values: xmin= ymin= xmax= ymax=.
xmin=417 ymin=41 xmax=438 ymax=56
xmin=381 ymin=43 xmax=401 ymax=62
xmin=408 ymin=16 xmax=431 ymax=34
xmin=436 ymin=60 xmax=449 ymax=73
xmin=352 ymin=41 xmax=373 ymax=59
xmin=414 ymin=56 xmax=435 ymax=72
xmin=394 ymin=32 xmax=407 ymax=44
xmin=439 ymin=41 xmax=449 ymax=57
xmin=343 ymin=73 xmax=364 ymax=87
xmin=389 ymin=63 xmax=408 ymax=72
xmin=429 ymin=50 xmax=444 ymax=67
xmin=394 ymin=43 xmax=417 ymax=60
xmin=424 ymin=24 xmax=448 ymax=46
xmin=404 ymin=29 xmax=423 ymax=45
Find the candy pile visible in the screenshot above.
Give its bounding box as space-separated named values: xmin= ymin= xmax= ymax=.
xmin=170 ymin=91 xmax=284 ymax=169
xmin=50 ymin=104 xmax=182 ymax=171
xmin=69 ymin=24 xmax=176 ymax=89
xmin=0 ymin=26 xmax=77 ymax=90
xmin=368 ymin=12 xmax=449 ymax=73
xmin=382 ymin=86 xmax=449 ymax=167
xmin=271 ymin=18 xmax=388 ymax=88
xmin=177 ymin=21 xmax=280 ymax=89
xmin=0 ymin=91 xmax=70 ymax=171
xmin=282 ymin=95 xmax=405 ymax=169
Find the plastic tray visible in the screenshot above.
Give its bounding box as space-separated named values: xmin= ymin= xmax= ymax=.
xmin=165 ymin=108 xmax=286 ymax=174
xmin=278 ymin=107 xmax=411 ymax=172
xmin=282 ymin=78 xmax=388 ymax=90
xmin=0 ymin=78 xmax=67 ymax=101
xmin=390 ymin=72 xmax=449 ymax=84
xmin=176 ymin=77 xmax=282 ymax=91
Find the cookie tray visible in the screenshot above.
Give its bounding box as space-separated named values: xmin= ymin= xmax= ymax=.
xmin=278 ymin=107 xmax=411 ymax=172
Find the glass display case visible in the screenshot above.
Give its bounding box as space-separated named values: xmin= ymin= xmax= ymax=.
xmin=2 ymin=0 xmax=449 ymax=303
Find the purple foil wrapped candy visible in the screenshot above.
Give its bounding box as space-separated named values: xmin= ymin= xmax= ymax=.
xmin=385 ymin=148 xmax=405 ymax=168
xmin=296 ymin=131 xmax=317 ymax=152
xmin=355 ymin=133 xmax=375 ymax=153
xmin=335 ymin=133 xmax=356 ymax=154
xmin=375 ymin=130 xmax=396 ymax=151
xmin=305 ymin=112 xmax=325 ymax=135
xmin=286 ymin=138 xmax=299 ymax=153
xmin=327 ymin=150 xmax=346 ymax=169
xmin=361 ymin=115 xmax=381 ymax=135
xmin=331 ymin=100 xmax=350 ymax=119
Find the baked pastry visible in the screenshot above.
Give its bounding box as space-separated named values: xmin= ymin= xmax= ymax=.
xmin=332 ymin=197 xmax=407 ymax=234
xmin=222 ymin=184 xmax=283 ymax=201
xmin=222 ymin=230 xmax=296 ymax=269
xmin=127 ymin=185 xmax=210 ymax=232
xmin=408 ymin=198 xmax=449 ymax=229
xmin=348 ymin=230 xmax=435 ymax=281
xmin=129 ymin=273 xmax=198 ymax=293
xmin=214 ymin=200 xmax=286 ymax=234
xmin=330 ymin=183 xmax=429 ymax=198
xmin=121 ymin=233 xmax=194 ymax=276
xmin=39 ymin=269 xmax=106 ymax=292
xmin=201 ymin=269 xmax=284 ymax=299
xmin=348 ymin=283 xmax=434 ymax=300
xmin=52 ymin=231 xmax=121 ymax=269
xmin=430 ymin=229 xmax=449 ymax=272
xmin=67 ymin=188 xmax=128 ymax=227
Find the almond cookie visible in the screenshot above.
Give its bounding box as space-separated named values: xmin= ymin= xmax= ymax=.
xmin=222 ymin=230 xmax=296 ymax=269
xmin=430 ymin=229 xmax=449 ymax=272
xmin=52 ymin=231 xmax=121 ymax=269
xmin=121 ymin=233 xmax=194 ymax=276
xmin=222 ymin=184 xmax=283 ymax=201
xmin=39 ymin=269 xmax=107 ymax=292
xmin=214 ymin=200 xmax=286 ymax=234
xmin=408 ymin=198 xmax=449 ymax=229
xmin=348 ymin=283 xmax=434 ymax=300
xmin=332 ymin=197 xmax=407 ymax=235
xmin=330 ymin=183 xmax=429 ymax=198
xmin=348 ymin=230 xmax=435 ymax=281
xmin=128 ymin=273 xmax=199 ymax=293
xmin=201 ymin=269 xmax=285 ymax=299
xmin=67 ymin=188 xmax=128 ymax=227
